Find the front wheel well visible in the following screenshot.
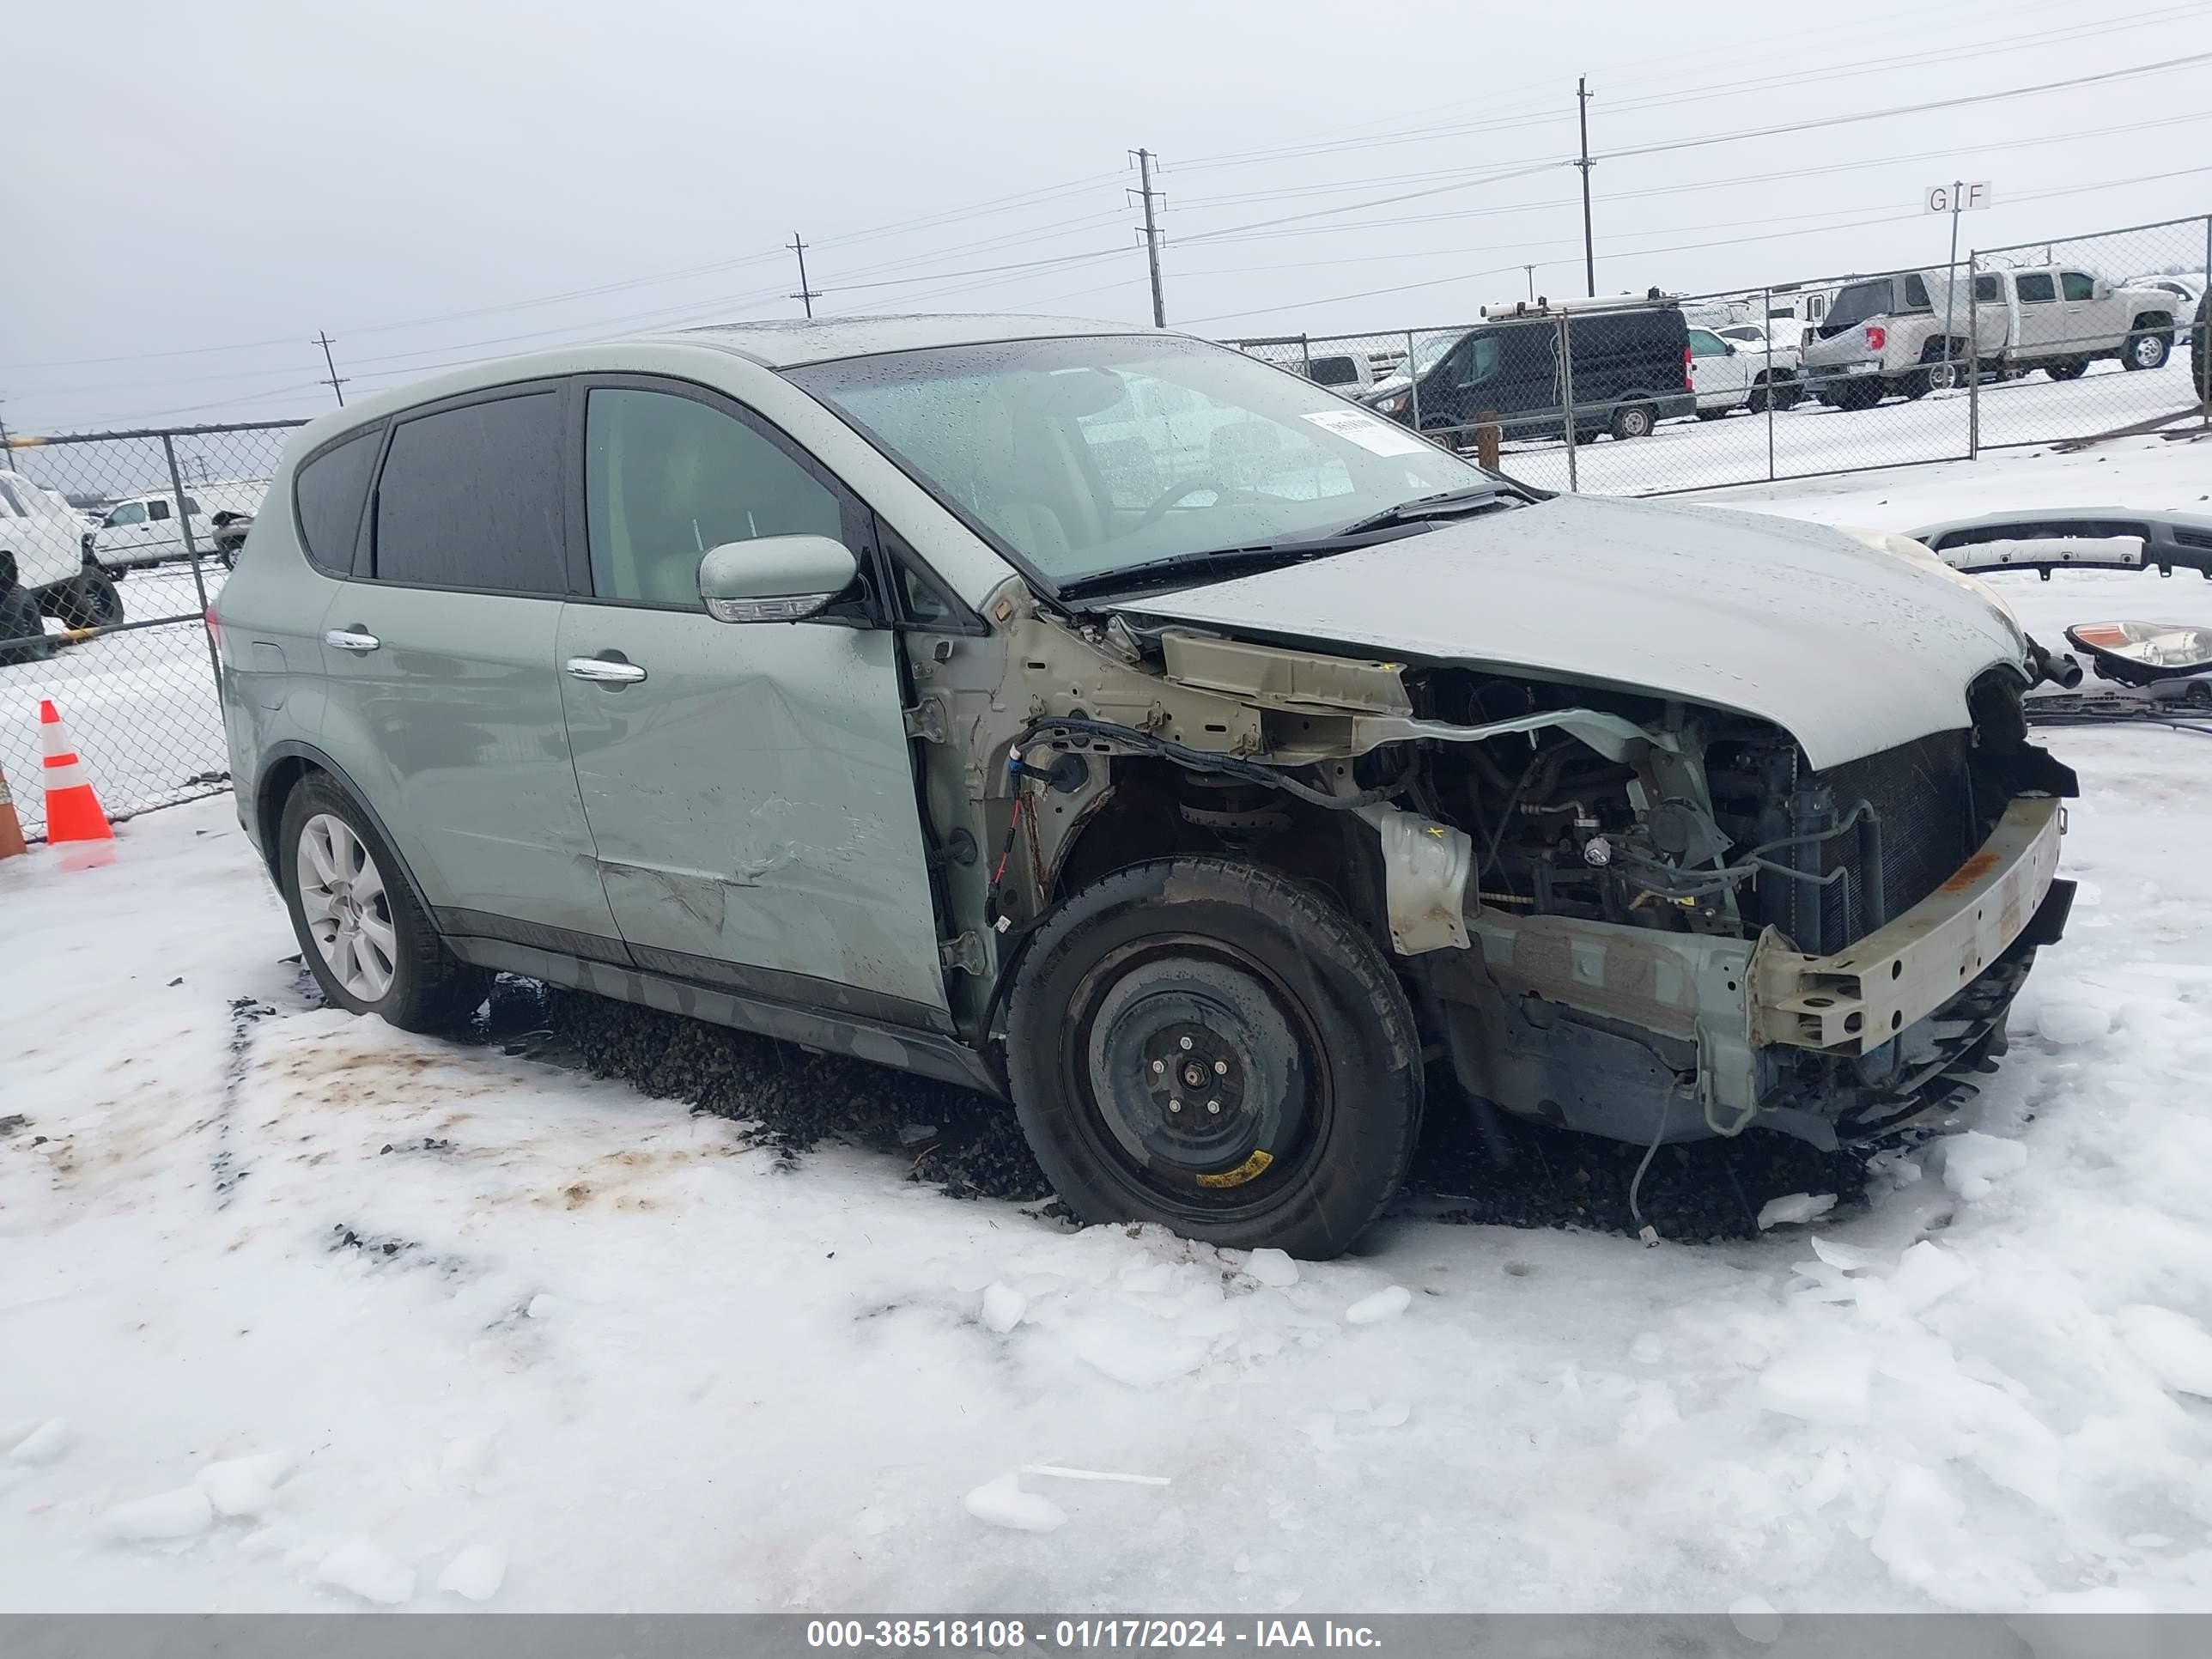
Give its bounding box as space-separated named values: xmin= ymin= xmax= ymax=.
xmin=1044 ymin=757 xmax=1390 ymax=956
xmin=2131 ymin=311 xmax=2175 ymax=331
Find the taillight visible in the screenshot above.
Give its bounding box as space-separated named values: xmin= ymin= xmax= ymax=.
xmin=1865 ymin=325 xmax=1887 ymax=351
xmin=204 ymin=605 xmax=222 ymax=663
xmin=1683 ymin=344 xmax=1694 ymax=389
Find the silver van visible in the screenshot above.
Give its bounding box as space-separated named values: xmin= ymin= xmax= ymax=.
xmin=216 ymin=315 xmax=2077 ymax=1256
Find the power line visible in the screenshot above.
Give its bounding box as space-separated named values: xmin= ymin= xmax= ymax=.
xmin=1182 ymin=161 xmax=2212 ymax=329
xmin=1163 ymin=0 xmax=2200 ymax=176
xmin=1170 ymin=108 xmax=2212 ymax=249
xmin=1594 ymin=52 xmax=2212 ymax=162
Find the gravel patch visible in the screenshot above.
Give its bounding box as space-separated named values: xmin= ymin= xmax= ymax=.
xmin=518 ymin=977 xmax=1880 ymax=1243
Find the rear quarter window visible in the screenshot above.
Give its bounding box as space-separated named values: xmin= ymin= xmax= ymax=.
xmin=293 ymin=427 xmax=383 ymax=578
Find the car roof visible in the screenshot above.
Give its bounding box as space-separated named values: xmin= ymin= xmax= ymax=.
xmin=661 ymin=312 xmax=1153 ymax=368
xmin=288 ymin=313 xmax=1176 ymax=450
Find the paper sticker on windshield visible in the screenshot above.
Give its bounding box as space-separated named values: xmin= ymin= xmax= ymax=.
xmin=1303 ymin=408 xmax=1430 ymax=457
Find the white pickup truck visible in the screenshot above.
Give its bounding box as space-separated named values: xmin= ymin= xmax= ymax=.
xmin=1800 ymin=266 xmax=2185 ymax=410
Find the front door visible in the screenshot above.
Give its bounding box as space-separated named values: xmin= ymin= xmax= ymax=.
xmin=2060 ymin=270 xmax=2117 ymax=356
xmin=554 ymin=380 xmax=951 ymax=1024
xmin=317 ymin=381 xmax=623 ymax=952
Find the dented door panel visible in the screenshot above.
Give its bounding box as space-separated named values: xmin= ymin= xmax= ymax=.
xmin=554 ymin=602 xmax=951 ymax=1018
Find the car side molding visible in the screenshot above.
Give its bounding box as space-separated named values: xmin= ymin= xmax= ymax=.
xmin=445 ymin=937 xmax=1005 ymax=1099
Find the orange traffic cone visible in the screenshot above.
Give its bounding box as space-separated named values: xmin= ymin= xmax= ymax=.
xmin=0 ymin=761 xmax=26 ymax=860
xmin=40 ymin=699 xmax=113 ymax=845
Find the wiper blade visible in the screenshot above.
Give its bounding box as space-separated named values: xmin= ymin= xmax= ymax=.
xmin=1057 ymin=536 xmax=1401 ymax=599
xmin=1329 ymin=483 xmax=1512 ymax=538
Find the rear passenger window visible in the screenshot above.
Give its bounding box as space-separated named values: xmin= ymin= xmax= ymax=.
xmin=374 ymin=392 xmax=563 ymax=593
xmin=294 ymin=428 xmax=381 ymax=577
xmin=2017 ymin=273 xmax=2056 ymax=303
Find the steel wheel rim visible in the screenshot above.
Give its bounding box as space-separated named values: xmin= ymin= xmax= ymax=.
xmin=296 ymin=812 xmax=397 ymax=1002
xmin=2131 ymin=334 xmax=2164 ymax=368
xmin=1063 ymin=935 xmax=1328 ymax=1221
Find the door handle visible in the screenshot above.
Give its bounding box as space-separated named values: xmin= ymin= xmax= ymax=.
xmin=325 ymin=628 xmax=380 ymax=653
xmin=565 ymin=655 xmax=647 ymax=685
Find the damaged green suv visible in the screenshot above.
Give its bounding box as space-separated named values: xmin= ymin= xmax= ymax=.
xmin=216 ymin=316 xmax=2075 ymax=1257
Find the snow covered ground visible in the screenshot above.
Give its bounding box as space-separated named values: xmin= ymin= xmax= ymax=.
xmin=5 ymin=436 xmax=2212 ymax=1616
xmin=0 ymin=566 xmax=232 ymax=841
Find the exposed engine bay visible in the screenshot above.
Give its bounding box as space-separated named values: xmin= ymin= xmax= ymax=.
xmin=916 ymin=576 xmax=2078 ymax=1158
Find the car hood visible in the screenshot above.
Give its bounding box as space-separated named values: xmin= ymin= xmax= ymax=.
xmin=1112 ymin=493 xmax=2029 ymax=770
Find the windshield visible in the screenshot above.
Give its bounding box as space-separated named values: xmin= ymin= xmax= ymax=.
xmin=789 ymin=334 xmax=1492 ymax=591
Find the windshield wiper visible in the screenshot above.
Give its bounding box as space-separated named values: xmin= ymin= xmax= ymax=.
xmin=1328 ymin=482 xmax=1515 ymax=538
xmin=1054 ymin=529 xmax=1419 ymax=600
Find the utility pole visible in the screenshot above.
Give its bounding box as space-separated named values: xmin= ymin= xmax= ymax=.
xmin=1575 ymin=77 xmax=1597 ymax=298
xmin=313 ymin=331 xmax=348 ymax=406
xmin=1130 ymin=148 xmax=1167 ymax=328
xmin=788 ymin=234 xmax=820 ymax=319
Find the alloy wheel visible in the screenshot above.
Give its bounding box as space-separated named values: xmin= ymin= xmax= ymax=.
xmin=296 ymin=812 xmax=397 ymax=1001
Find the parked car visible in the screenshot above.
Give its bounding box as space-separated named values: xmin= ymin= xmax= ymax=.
xmin=1357 ymin=292 xmax=1695 ymax=443
xmin=2121 ymin=271 xmax=2206 ymax=346
xmin=0 ymin=468 xmax=124 ymax=658
xmin=1241 ymin=339 xmax=1376 ymax=397
xmin=90 ymin=479 xmax=269 ymax=570
xmin=1800 ymin=266 xmax=2184 ymax=408
xmin=215 ymin=316 xmax=2077 ymax=1256
xmin=1688 ymin=324 xmax=1802 ymax=416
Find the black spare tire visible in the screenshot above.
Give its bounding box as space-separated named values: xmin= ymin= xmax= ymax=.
xmin=1006 ymin=858 xmax=1423 ymax=1258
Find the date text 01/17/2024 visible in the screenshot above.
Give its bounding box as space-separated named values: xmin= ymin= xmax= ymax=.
xmin=805 ymin=1620 xmax=1385 ymax=1650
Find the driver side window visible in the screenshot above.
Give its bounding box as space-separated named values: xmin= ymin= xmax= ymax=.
xmin=1451 ymin=335 xmax=1501 ymax=386
xmin=584 ymin=387 xmax=841 ymax=608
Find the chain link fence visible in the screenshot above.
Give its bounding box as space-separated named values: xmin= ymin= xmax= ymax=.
xmin=1972 ymin=214 xmax=2212 ymax=453
xmin=1227 ymin=211 xmax=2212 ymax=497
xmin=3 ymin=216 xmax=2206 ymax=841
xmin=0 ymin=421 xmax=303 ymax=840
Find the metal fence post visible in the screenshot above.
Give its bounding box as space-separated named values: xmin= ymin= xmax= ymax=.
xmin=1967 ymin=247 xmax=1981 ymax=460
xmin=1763 ymin=285 xmax=1777 ymax=483
xmin=1299 ymin=335 xmax=1312 ymax=379
xmin=163 ymin=433 xmax=222 ymax=690
xmin=2202 ymin=213 xmax=2211 ymax=420
xmin=1558 ymin=312 xmax=1579 ymax=494
xmin=1405 ymin=331 xmax=1421 ymax=437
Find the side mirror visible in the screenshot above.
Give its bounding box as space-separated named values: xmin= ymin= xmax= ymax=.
xmin=2092 ymin=278 xmax=2112 ymax=301
xmin=698 ymin=534 xmax=858 ymax=623
xmin=1723 ymin=342 xmax=1738 ymax=356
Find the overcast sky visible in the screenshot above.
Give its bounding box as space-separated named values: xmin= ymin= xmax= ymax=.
xmin=5 ymin=0 xmax=2209 ymax=436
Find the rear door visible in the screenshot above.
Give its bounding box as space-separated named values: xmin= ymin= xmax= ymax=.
xmin=2013 ymin=271 xmax=2067 ymax=355
xmin=318 ymin=380 xmax=624 ymax=954
xmin=553 ymin=377 xmax=951 ymax=1023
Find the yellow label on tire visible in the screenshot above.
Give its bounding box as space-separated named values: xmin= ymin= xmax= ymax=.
xmin=1196 ymin=1149 xmax=1273 ymax=1189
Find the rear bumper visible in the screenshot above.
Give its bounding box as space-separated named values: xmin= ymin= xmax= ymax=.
xmin=1802 ymin=360 xmax=1884 ymax=386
